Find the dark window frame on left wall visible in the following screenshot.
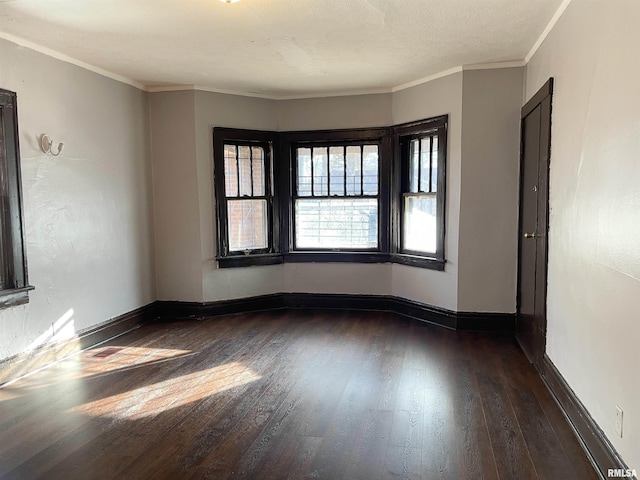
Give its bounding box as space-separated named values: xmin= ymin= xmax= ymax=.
xmin=0 ymin=89 xmax=33 ymax=308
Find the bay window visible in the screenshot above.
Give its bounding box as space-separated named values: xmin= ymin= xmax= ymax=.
xmin=213 ymin=116 xmax=446 ymax=270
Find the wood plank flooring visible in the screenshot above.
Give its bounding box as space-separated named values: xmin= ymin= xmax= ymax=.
xmin=0 ymin=310 xmax=599 ymax=479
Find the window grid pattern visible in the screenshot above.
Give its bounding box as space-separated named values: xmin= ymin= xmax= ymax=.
xmin=223 ymin=144 xmax=269 ymax=253
xmin=403 ymin=134 xmax=439 ymax=254
xmin=294 ymin=144 xmax=379 ymax=250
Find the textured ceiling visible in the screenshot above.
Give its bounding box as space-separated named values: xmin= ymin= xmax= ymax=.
xmin=0 ymin=0 xmax=564 ymax=98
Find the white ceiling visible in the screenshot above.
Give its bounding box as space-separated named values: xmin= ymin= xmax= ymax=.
xmin=0 ymin=0 xmax=564 ymax=98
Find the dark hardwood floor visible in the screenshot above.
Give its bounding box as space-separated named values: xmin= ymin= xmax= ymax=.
xmin=0 ymin=310 xmax=598 ymax=479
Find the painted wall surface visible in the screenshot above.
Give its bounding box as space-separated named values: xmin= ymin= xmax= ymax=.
xmin=284 ymin=263 xmax=391 ymax=296
xmin=458 ymin=68 xmax=524 ymax=312
xmin=526 ymin=0 xmax=640 ymax=469
xmin=0 ymin=38 xmax=155 ymax=361
xmin=149 ymin=91 xmax=202 ymax=301
xmin=150 ymin=89 xmax=283 ymax=302
xmin=391 ymin=72 xmax=463 ymax=311
xmin=277 ymin=93 xmax=394 ymax=297
xmin=194 ymin=91 xmax=282 ymax=301
xmin=276 ymin=93 xmax=392 ymax=131
xmin=151 ymin=70 xmax=518 ymax=313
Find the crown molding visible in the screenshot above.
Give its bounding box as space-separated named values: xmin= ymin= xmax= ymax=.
xmin=2 ymin=0 xmax=572 ymax=100
xmin=525 ymin=0 xmax=573 ymax=64
xmin=391 ymin=67 xmax=463 ymax=93
xmin=463 ymin=60 xmax=526 ymax=71
xmin=0 ymin=31 xmax=145 ymax=91
xmin=146 ymin=83 xmax=393 ymax=100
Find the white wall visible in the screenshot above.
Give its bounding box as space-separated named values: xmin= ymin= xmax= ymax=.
xmin=276 ymin=93 xmax=392 ymax=131
xmin=149 ymin=91 xmax=202 ymax=301
xmin=526 ymin=0 xmax=640 ymax=469
xmin=391 ymin=72 xmax=463 ymax=311
xmin=458 ymin=68 xmax=524 ymax=312
xmin=149 ymin=90 xmax=284 ymax=302
xmin=0 ymin=37 xmax=155 ymax=361
xmin=149 ymin=70 xmax=526 ymax=314
xmin=194 ymin=91 xmax=284 ymax=302
xmin=277 ymin=93 xmax=395 ymax=297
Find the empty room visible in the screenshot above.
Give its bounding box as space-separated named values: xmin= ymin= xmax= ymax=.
xmin=0 ymin=0 xmax=638 ymax=478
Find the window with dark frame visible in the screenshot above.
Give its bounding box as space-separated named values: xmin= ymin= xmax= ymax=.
xmin=293 ymin=143 xmax=379 ymax=250
xmin=395 ymin=115 xmax=447 ymax=268
xmin=223 ymin=144 xmax=270 ymax=253
xmin=0 ymin=89 xmax=32 ymax=308
xmin=212 ymin=116 xmax=446 ymax=270
xmin=213 ymin=128 xmax=282 ymax=268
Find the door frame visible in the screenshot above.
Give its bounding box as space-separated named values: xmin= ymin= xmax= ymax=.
xmin=516 ymin=78 xmax=553 ymax=370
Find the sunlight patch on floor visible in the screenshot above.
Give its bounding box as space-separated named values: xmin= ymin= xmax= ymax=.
xmin=74 ymin=345 xmax=194 ymax=379
xmin=69 ymin=361 xmax=261 ymax=420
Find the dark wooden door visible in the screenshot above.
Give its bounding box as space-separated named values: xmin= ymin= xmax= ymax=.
xmin=517 ymin=79 xmax=553 ymax=370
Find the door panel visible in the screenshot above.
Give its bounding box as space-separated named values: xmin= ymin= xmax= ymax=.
xmin=517 ymin=79 xmax=553 ymax=370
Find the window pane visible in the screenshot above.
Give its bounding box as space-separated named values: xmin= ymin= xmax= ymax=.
xmin=409 ymin=139 xmax=419 ymax=193
xmin=238 ymin=146 xmax=253 ymax=196
xmin=329 ymin=146 xmax=345 ymax=196
xmin=420 ymin=137 xmax=431 ymax=192
xmin=223 ymin=145 xmax=238 ymax=197
xmin=431 ymin=136 xmax=438 ymax=193
xmin=0 ymin=112 xmax=3 ymax=289
xmin=362 ymin=145 xmax=378 ymax=195
xmin=227 ymin=199 xmax=268 ymax=251
xmin=297 ymin=148 xmax=312 ymax=196
xmin=345 ymin=146 xmax=361 ymax=195
xmin=313 ymin=148 xmax=328 ymax=196
xmin=403 ymin=195 xmax=437 ymax=253
xmin=295 ymin=198 xmax=378 ymax=249
xmin=251 ymin=146 xmax=265 ymax=196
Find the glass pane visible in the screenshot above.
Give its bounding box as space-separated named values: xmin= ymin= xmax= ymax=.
xmin=409 ymin=139 xmax=419 ymax=193
xmin=329 ymin=146 xmax=345 ymax=196
xmin=223 ymin=144 xmax=238 ymax=197
xmin=345 ymin=146 xmax=362 ymax=195
xmin=251 ymin=146 xmax=265 ymax=196
xmin=297 ymin=148 xmax=312 ymax=197
xmin=227 ymin=199 xmax=268 ymax=251
xmin=362 ymin=145 xmax=379 ymax=195
xmin=295 ymin=198 xmax=378 ymax=249
xmin=403 ymin=194 xmax=437 ymax=253
xmin=313 ymin=147 xmax=328 ymax=196
xmin=420 ymin=137 xmax=431 ymax=192
xmin=237 ymin=146 xmax=252 ymax=196
xmin=431 ymin=136 xmax=438 ymax=193
xmin=0 ymin=113 xmax=3 ymax=288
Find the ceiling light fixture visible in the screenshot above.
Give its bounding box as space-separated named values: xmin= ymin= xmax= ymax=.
xmin=219 ymin=0 xmax=240 ymax=3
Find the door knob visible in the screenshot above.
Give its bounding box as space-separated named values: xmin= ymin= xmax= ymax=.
xmin=523 ymin=232 xmax=537 ymax=238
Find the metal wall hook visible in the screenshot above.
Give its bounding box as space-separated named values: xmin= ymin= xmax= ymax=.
xmin=40 ymin=134 xmax=64 ymax=156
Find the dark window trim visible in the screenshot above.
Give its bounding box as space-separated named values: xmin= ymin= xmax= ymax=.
xmin=213 ymin=118 xmax=446 ymax=271
xmin=217 ymin=254 xmax=284 ymax=269
xmin=213 ymin=128 xmax=281 ymax=265
xmin=392 ymin=115 xmax=447 ymax=268
xmin=284 ymin=127 xmax=391 ymax=254
xmin=0 ymin=89 xmax=32 ymax=308
xmin=221 ymin=140 xmax=273 ymax=255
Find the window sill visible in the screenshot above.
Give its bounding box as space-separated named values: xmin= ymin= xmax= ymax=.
xmin=286 ymin=252 xmax=445 ymax=270
xmin=217 ymin=254 xmax=284 ymax=268
xmin=217 ymin=252 xmax=445 ymax=270
xmin=0 ymin=285 xmax=35 ymax=310
xmin=284 ymin=252 xmax=390 ymax=264
xmin=391 ymin=253 xmax=445 ymax=271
